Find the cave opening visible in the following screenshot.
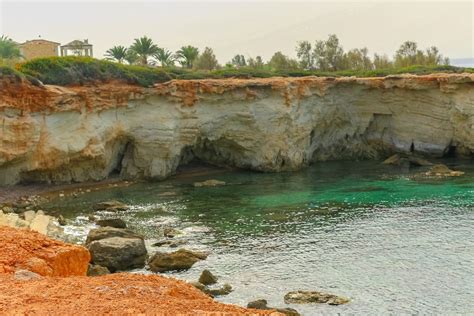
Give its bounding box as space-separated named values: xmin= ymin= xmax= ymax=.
xmin=443 ymin=144 xmax=457 ymax=158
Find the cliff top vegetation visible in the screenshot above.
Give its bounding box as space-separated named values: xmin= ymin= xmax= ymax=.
xmin=0 ymin=56 xmax=471 ymax=87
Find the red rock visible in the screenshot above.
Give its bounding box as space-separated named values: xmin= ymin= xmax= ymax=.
xmin=0 ymin=226 xmax=90 ymax=276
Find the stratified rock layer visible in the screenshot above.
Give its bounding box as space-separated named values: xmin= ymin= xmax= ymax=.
xmin=1 ymin=74 xmax=473 ymax=185
xmin=0 ymin=226 xmax=90 ymax=275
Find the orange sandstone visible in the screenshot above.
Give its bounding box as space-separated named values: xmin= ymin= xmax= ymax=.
xmin=0 ymin=226 xmax=277 ymax=315
xmin=0 ymin=226 xmax=90 ymax=276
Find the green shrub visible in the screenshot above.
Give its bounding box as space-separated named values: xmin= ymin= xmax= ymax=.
xmin=17 ymin=56 xmax=172 ymax=87
xmin=3 ymin=57 xmax=473 ymax=88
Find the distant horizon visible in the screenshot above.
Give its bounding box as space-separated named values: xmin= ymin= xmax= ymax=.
xmin=1 ymin=1 xmax=472 ymax=64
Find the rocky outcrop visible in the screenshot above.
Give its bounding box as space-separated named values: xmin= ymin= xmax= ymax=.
xmin=0 ymin=226 xmax=90 ymax=276
xmin=0 ymin=210 xmax=64 ymax=239
xmin=284 ymin=290 xmax=350 ymax=305
xmin=148 ymin=248 xmax=208 ymax=272
xmin=1 ymin=74 xmax=473 ymax=185
xmin=0 ymin=227 xmax=272 ymax=315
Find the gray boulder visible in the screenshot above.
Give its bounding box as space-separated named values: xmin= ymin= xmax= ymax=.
xmin=247 ymin=299 xmax=268 ymax=310
xmin=148 ymin=249 xmax=208 ymax=272
xmin=85 ymin=227 xmax=142 ymax=245
xmin=247 ymin=299 xmax=300 ymax=316
xmin=87 ymin=264 xmax=110 ymax=276
xmin=199 ymin=269 xmax=218 ymax=285
xmin=88 ymin=237 xmax=147 ymax=272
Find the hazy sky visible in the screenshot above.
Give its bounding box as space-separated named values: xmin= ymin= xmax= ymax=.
xmin=1 ymin=0 xmax=472 ymax=63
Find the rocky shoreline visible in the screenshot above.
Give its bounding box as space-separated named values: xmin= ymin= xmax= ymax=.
xmin=0 ymin=226 xmax=276 ymax=315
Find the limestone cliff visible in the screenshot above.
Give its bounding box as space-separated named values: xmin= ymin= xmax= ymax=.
xmin=0 ymin=74 xmax=473 ymax=185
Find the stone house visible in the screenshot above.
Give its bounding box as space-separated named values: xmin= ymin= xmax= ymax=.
xmin=19 ymin=39 xmax=60 ymax=60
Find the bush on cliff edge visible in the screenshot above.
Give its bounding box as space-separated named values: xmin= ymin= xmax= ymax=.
xmin=16 ymin=56 xmax=173 ymax=87
xmin=2 ymin=56 xmax=473 ymax=87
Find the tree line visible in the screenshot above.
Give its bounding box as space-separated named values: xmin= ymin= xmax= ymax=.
xmin=0 ymin=34 xmax=451 ymax=72
xmin=105 ymin=34 xmax=449 ymax=71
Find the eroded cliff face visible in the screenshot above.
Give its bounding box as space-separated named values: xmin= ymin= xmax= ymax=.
xmin=0 ymin=74 xmax=473 ymax=185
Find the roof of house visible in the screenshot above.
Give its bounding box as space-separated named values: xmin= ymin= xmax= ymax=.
xmin=20 ymin=39 xmax=61 ymax=46
xmin=61 ymin=40 xmax=93 ymax=48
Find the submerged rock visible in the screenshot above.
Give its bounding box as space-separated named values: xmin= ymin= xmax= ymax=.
xmin=96 ymin=218 xmax=127 ymax=229
xmin=193 ymin=180 xmax=226 ymax=187
xmin=152 ymin=239 xmax=187 ymax=248
xmin=93 ymin=201 xmax=129 ymax=212
xmin=199 ymin=269 xmax=218 ymax=285
xmin=163 ymin=227 xmax=181 ymax=238
xmin=284 ymin=291 xmax=349 ymax=305
xmin=206 ymin=283 xmax=233 ymax=297
xmin=425 ymin=164 xmax=464 ymax=177
xmin=88 ymin=237 xmax=147 ymax=272
xmin=85 ymin=227 xmax=143 ymax=245
xmin=148 ymin=249 xmax=208 ymax=272
xmin=247 ymin=299 xmax=300 ymax=315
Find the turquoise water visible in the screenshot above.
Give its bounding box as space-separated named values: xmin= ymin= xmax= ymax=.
xmin=44 ymin=160 xmax=474 ymax=315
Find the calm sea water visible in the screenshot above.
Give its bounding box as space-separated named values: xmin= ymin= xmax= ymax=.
xmin=43 ymin=160 xmax=474 ymax=315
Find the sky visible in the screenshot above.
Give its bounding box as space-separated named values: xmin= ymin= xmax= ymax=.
xmin=0 ymin=0 xmax=472 ymax=63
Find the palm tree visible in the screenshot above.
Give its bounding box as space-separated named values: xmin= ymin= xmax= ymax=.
xmin=124 ymin=50 xmax=139 ymax=65
xmin=0 ymin=35 xmax=22 ymax=60
xmin=154 ymin=48 xmax=175 ymax=67
xmin=129 ymin=36 xmax=159 ymax=66
xmin=176 ymin=45 xmax=199 ymax=68
xmin=104 ymin=45 xmax=128 ymax=63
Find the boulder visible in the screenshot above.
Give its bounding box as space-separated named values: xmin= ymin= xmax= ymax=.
xmin=88 ymin=237 xmax=147 ymax=272
xmin=0 ymin=210 xmax=64 ymax=239
xmin=0 ymin=226 xmax=90 ymax=276
xmin=14 ymin=269 xmax=42 ymax=281
xmin=425 ymin=164 xmax=464 ymax=177
xmin=87 ymin=264 xmax=110 ymax=276
xmin=1 ymin=206 xmax=14 ymax=214
xmin=148 ymin=249 xmax=208 ymax=272
xmin=96 ymin=218 xmax=127 ymax=229
xmin=199 ymin=269 xmax=218 ymax=285
xmin=206 ymin=283 xmax=233 ymax=297
xmin=193 ymin=180 xmax=226 ymax=187
xmin=93 ymin=200 xmax=129 ymax=212
xmin=247 ymin=299 xmax=300 ymax=316
xmin=284 ymin=291 xmax=349 ymax=305
xmin=85 ymin=227 xmax=143 ymax=245
xmin=163 ymin=227 xmax=181 ymax=238
xmin=275 ymin=308 xmax=300 ymax=316
xmin=189 ymin=281 xmax=207 ymax=292
xmin=247 ymin=299 xmax=268 ymax=309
